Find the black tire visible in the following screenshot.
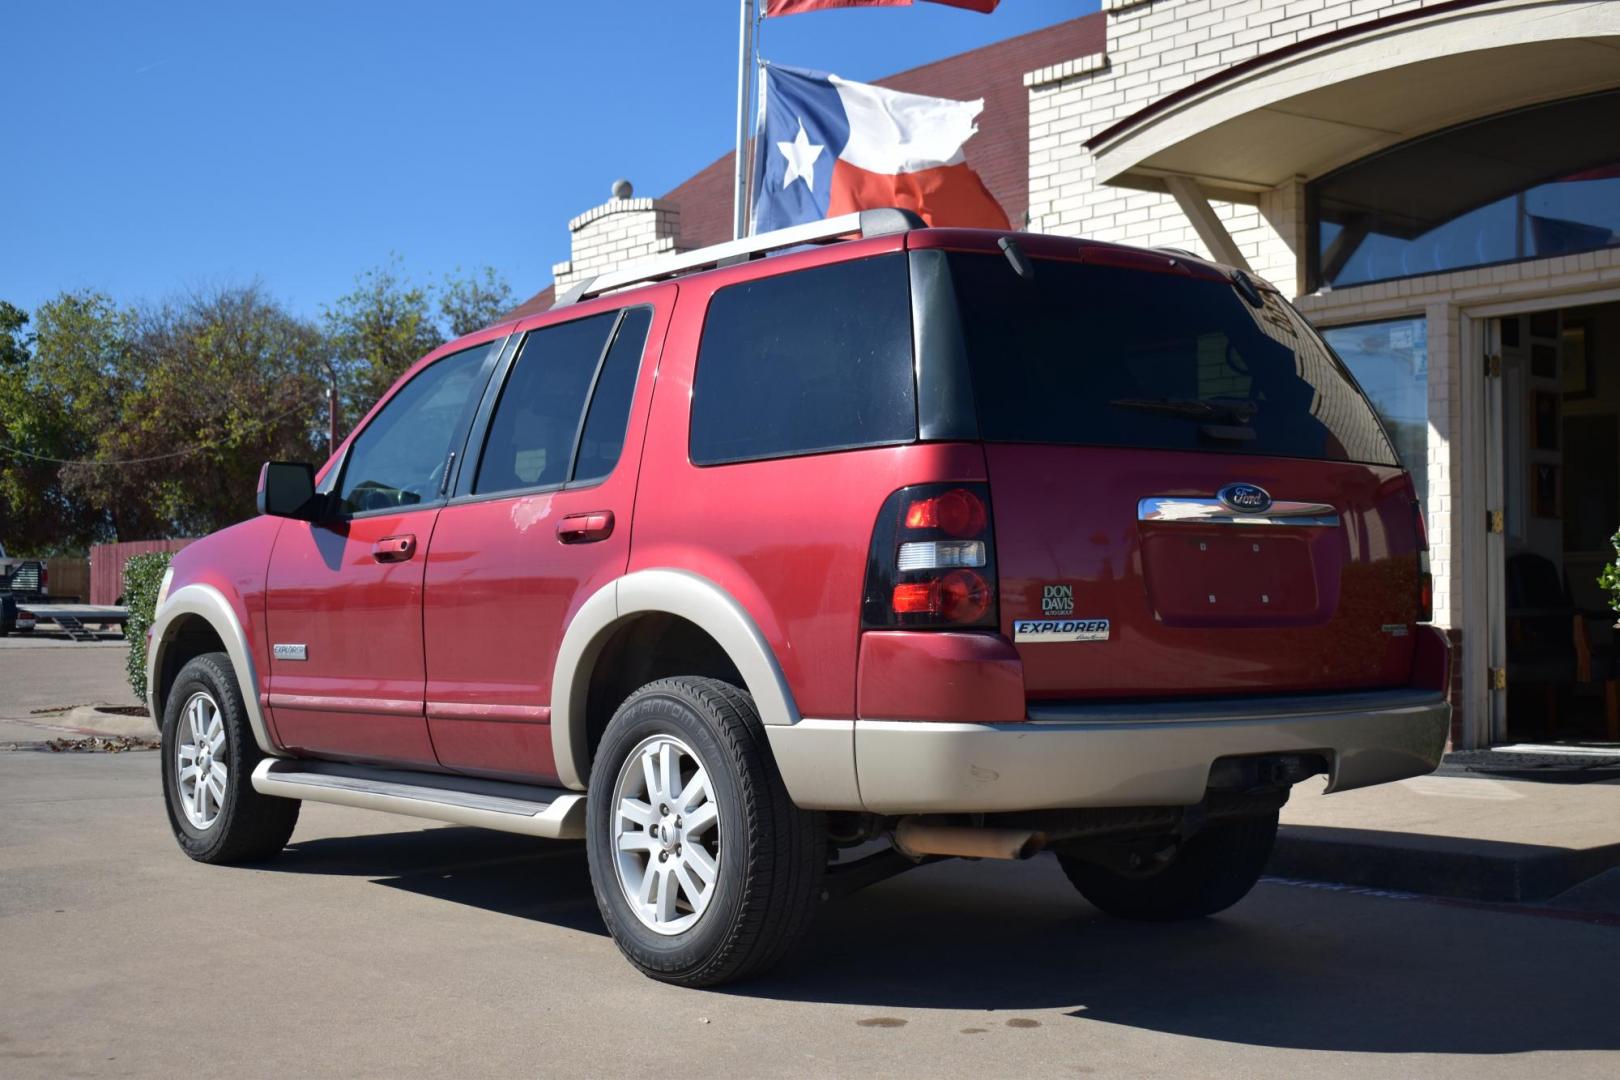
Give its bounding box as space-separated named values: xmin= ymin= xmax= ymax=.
xmin=585 ymin=677 xmax=826 ymax=987
xmin=1056 ymin=812 xmax=1278 ymax=921
xmin=160 ymin=652 xmax=300 ymax=864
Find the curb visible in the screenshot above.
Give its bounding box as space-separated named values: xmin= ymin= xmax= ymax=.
xmin=1268 ymin=824 xmax=1620 ymax=904
xmin=63 ymin=705 xmax=159 ymax=740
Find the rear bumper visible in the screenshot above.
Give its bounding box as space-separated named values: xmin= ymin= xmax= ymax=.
xmin=767 ymin=689 xmax=1450 ymax=813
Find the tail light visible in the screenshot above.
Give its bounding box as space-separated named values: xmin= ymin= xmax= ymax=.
xmin=863 ymin=483 xmax=998 ymax=630
xmin=1414 ymin=501 xmax=1433 ymax=623
xmin=40 ymin=564 xmax=48 ymax=594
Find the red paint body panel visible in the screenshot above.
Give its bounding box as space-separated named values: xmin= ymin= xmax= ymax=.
xmin=164 ymin=517 xmax=282 ymax=732
xmin=418 ymin=286 xmax=672 ymax=783
xmin=985 ymin=445 xmax=1420 ymax=699
xmin=264 ymin=509 xmax=441 ymax=766
xmin=629 ymin=237 xmax=987 ymax=721
xmin=857 ymin=631 xmax=1025 ymax=722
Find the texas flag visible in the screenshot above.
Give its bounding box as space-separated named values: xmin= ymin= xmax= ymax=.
xmin=751 ymin=63 xmax=1009 ymax=234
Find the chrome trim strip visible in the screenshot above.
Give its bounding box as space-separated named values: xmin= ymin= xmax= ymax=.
xmin=1138 ymin=496 xmax=1340 ymax=527
xmin=425 ymin=701 xmax=551 ymax=723
xmin=267 ymin=693 xmax=422 ymax=718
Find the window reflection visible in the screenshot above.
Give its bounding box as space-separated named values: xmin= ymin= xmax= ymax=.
xmin=1311 ymin=91 xmax=1620 ymax=289
xmin=1321 ymin=318 xmax=1428 ymax=504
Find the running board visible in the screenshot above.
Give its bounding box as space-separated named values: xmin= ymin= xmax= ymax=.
xmin=250 ymin=760 xmax=586 ymax=840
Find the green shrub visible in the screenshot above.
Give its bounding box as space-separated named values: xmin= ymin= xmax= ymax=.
xmin=123 ymin=551 xmax=175 ymax=705
xmin=1600 ymin=529 xmax=1620 ymax=617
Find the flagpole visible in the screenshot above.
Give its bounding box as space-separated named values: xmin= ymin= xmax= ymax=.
xmin=732 ymin=0 xmax=757 ymax=240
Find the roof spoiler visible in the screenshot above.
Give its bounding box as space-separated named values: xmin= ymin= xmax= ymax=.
xmin=551 ymin=207 xmax=926 ymax=309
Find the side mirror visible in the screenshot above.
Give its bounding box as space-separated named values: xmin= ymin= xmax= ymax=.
xmin=257 ymin=461 xmax=320 ymax=520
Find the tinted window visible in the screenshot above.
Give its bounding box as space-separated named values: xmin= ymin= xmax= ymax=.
xmin=947 ymin=254 xmax=1398 ymax=467
xmin=1310 ymin=90 xmax=1620 ymax=289
xmin=337 ymin=344 xmax=490 ymax=515
xmin=474 ymin=313 xmax=617 ymax=495
xmin=573 ymin=308 xmax=653 ymax=484
xmin=690 ymin=254 xmax=916 ymax=465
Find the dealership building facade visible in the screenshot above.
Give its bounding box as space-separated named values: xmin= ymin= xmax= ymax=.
xmin=516 ymin=0 xmax=1620 ymax=748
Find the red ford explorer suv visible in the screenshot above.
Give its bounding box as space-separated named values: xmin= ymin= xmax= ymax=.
xmin=146 ymin=210 xmax=1450 ymax=986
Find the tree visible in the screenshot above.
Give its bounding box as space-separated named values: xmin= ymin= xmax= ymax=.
xmin=0 ymin=294 xmax=124 ymax=552
xmin=323 ymin=258 xmax=444 ymax=424
xmin=62 ymin=284 xmax=328 ymax=538
xmin=440 ymin=266 xmax=514 ymax=337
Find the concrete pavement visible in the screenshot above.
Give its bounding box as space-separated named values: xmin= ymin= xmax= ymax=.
xmin=0 ymin=638 xmax=139 ymax=744
xmin=1278 ymin=772 xmax=1620 ymax=902
xmin=2 ymin=749 xmax=1618 ymax=1079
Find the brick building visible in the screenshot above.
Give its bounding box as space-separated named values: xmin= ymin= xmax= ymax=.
xmin=514 ymin=0 xmax=1620 ymax=749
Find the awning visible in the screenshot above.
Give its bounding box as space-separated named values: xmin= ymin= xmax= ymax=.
xmin=1087 ymin=0 xmax=1620 ymax=202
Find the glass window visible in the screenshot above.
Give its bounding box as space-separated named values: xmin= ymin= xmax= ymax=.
xmin=690 ymin=254 xmax=916 ymax=466
xmin=474 ymin=313 xmax=617 ymax=495
xmin=1320 ymin=318 xmax=1429 ymax=503
xmin=946 ymin=253 xmax=1399 ymax=468
xmin=1310 ymin=90 xmax=1620 ymax=289
xmin=573 ymin=308 xmax=653 ymax=485
xmin=337 ymin=344 xmax=491 ymax=515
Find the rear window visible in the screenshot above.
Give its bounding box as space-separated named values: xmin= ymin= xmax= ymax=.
xmin=946 ymin=253 xmax=1399 ymax=467
xmin=690 ymin=254 xmax=916 ymax=466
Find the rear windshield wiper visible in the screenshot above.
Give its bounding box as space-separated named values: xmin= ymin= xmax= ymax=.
xmin=1109 ymin=397 xmax=1258 ymax=425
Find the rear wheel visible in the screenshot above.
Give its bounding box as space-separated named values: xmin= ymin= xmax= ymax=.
xmin=585 ymin=677 xmax=825 ymax=987
xmin=1056 ymin=812 xmax=1278 ymax=921
xmin=160 ymin=652 xmax=299 ymax=863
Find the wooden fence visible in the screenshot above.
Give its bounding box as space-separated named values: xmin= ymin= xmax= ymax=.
xmin=43 ymin=557 xmax=91 ymax=602
xmin=89 ymin=540 xmax=197 ymax=605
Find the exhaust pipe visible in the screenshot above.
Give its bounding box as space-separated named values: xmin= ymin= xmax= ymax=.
xmin=893 ymin=818 xmax=1046 ymax=861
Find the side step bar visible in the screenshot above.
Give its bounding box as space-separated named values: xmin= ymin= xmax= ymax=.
xmin=251 ymin=759 xmax=586 ymax=840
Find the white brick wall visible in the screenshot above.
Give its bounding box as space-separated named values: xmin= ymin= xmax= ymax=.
xmin=1025 ymin=0 xmax=1455 ymax=294
xmin=552 ymin=197 xmax=683 ymax=293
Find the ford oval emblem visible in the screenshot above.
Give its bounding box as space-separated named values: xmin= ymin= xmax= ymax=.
xmin=1218 ymin=483 xmax=1272 ymax=514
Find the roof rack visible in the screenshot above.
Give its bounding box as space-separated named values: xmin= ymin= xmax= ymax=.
xmin=551 ymin=207 xmax=926 ymax=308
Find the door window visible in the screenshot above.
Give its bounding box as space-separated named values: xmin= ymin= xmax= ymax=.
xmin=473 ymin=307 xmax=652 ymax=495
xmin=336 ymin=344 xmax=491 ymax=515
xmin=573 ymin=308 xmax=653 ymax=485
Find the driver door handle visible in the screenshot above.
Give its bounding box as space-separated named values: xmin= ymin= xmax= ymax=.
xmin=372 ymin=534 xmax=416 ymax=562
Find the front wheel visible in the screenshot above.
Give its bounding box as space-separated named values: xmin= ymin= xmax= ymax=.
xmin=585 ymin=677 xmax=825 ymax=987
xmin=160 ymin=652 xmax=300 ymax=863
xmin=1056 ymin=812 xmax=1278 ymax=921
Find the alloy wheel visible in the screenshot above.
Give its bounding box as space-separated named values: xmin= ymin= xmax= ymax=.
xmin=176 ymin=691 xmax=227 ymax=831
xmin=610 ymin=733 xmax=722 ymax=935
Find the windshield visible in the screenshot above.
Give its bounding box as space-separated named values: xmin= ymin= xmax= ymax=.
xmin=945 ymin=253 xmax=1400 ymax=467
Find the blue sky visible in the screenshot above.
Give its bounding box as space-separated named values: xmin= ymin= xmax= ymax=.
xmin=2 ymin=1 xmax=1095 ymax=320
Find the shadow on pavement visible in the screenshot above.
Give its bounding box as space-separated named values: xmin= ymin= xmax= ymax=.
xmin=752 ymin=857 xmax=1620 ymax=1055
xmin=273 ymin=826 xmax=606 ymax=936
xmin=263 ymin=826 xmax=1620 ymax=1054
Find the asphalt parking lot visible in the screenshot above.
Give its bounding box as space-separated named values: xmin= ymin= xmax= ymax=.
xmin=3 ymin=641 xmax=1619 ymax=1078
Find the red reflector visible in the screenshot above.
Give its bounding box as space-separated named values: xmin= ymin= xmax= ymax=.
xmin=938 ymin=569 xmax=991 ymax=623
xmin=891 ymin=582 xmax=938 ymax=614
xmin=904 ymin=488 xmax=987 ymax=538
